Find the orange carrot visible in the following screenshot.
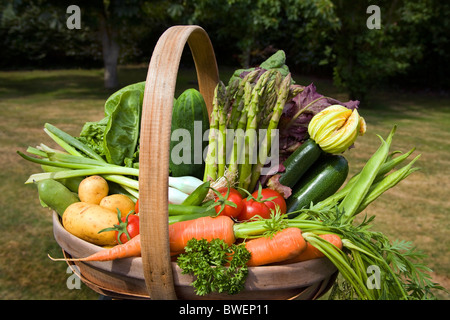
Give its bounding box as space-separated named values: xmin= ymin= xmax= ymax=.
xmin=49 ymin=234 xmax=142 ymax=262
xmin=244 ymin=227 xmax=307 ymax=267
xmin=169 ymin=215 xmax=236 ymax=253
xmin=286 ymin=233 xmax=343 ymax=263
xmin=50 ymin=216 xmax=236 ymax=262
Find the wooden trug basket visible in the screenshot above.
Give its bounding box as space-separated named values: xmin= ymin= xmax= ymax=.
xmin=52 ymin=25 xmax=338 ymax=300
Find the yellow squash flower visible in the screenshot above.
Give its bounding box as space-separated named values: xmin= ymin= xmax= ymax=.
xmin=308 ymin=105 xmax=366 ymax=154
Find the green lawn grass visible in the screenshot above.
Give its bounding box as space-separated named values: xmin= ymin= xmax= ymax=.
xmin=0 ymin=65 xmax=448 ymax=299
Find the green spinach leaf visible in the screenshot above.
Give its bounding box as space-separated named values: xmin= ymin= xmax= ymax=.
xmin=104 ymin=81 xmax=146 ymax=117
xmin=103 ymin=89 xmax=143 ymax=166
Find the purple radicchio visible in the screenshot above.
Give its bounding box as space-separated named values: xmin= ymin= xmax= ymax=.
xmin=279 ymin=83 xmax=359 ymax=161
xmin=263 ymin=83 xmax=360 ymax=197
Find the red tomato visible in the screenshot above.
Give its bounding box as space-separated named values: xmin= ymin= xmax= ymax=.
xmin=116 ymin=213 xmax=140 ymax=244
xmin=237 ymin=188 xmax=286 ymax=221
xmin=214 ymin=187 xmax=244 ymax=218
xmin=238 ymin=198 xmax=272 ymax=220
xmin=256 ymin=188 xmax=287 ymax=214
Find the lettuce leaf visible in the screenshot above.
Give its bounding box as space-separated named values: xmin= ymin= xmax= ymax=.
xmin=77 ymin=82 xmax=145 ymax=167
xmin=77 ymin=117 xmax=108 ymax=157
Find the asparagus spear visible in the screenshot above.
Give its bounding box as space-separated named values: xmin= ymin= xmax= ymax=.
xmin=216 ymin=81 xmax=228 ymax=178
xmin=238 ymin=70 xmax=273 ymax=191
xmin=228 ymin=70 xmax=259 ymax=130
xmin=257 ymin=71 xmax=281 ymax=130
xmin=203 ymin=85 xmax=221 ymax=182
xmin=224 ymin=78 xmax=240 ymax=115
xmin=227 ymin=81 xmax=254 ymax=183
xmin=248 ymin=73 xmax=292 ymax=192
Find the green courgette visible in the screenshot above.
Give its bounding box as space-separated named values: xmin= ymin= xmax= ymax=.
xmin=36 ymin=179 xmax=80 ymax=217
xmin=278 ymin=139 xmax=322 ymax=188
xmin=170 ymin=89 xmax=209 ymax=180
xmin=286 ymin=154 xmax=349 ymax=216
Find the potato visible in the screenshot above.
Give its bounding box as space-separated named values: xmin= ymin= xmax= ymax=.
xmin=99 ymin=194 xmax=135 ymax=218
xmin=78 ymin=175 xmax=109 ymax=204
xmin=62 ymin=202 xmax=118 ymax=246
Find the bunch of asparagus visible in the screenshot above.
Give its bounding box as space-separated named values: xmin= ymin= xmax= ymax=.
xmin=203 ymin=69 xmax=303 ymax=193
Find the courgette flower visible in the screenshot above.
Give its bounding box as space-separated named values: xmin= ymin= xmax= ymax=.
xmin=308 ymin=105 xmax=366 ymax=154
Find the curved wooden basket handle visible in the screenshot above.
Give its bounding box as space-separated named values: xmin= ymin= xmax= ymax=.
xmin=139 ymin=25 xmax=219 ymax=299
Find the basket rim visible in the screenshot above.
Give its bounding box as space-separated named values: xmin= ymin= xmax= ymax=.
xmin=52 ymin=211 xmax=338 ymax=293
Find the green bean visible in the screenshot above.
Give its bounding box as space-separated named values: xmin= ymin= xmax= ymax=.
xmin=374 ymin=147 xmax=416 ymax=181
xmin=314 ymin=146 xmax=415 ymax=211
xmin=168 ymin=203 xmax=215 ymax=216
xmin=339 ymin=126 xmax=396 ymax=221
xmin=355 ymin=155 xmax=421 ymax=214
xmin=182 ymin=181 xmax=211 ymax=206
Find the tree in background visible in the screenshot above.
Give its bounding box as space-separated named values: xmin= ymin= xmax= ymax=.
xmin=168 ymin=0 xmax=340 ymax=69
xmin=1 ymin=0 xmax=448 ymax=96
xmin=385 ymin=0 xmax=449 ymax=91
xmin=179 ymin=0 xmax=448 ymax=101
xmin=0 ymin=0 xmax=101 ymax=68
xmin=64 ymin=0 xmax=171 ymax=89
xmin=0 ymin=0 xmax=173 ymax=89
xmin=324 ymin=0 xmax=449 ymax=101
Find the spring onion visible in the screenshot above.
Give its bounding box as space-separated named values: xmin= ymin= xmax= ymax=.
xmin=20 ymin=124 xmax=199 ymax=202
